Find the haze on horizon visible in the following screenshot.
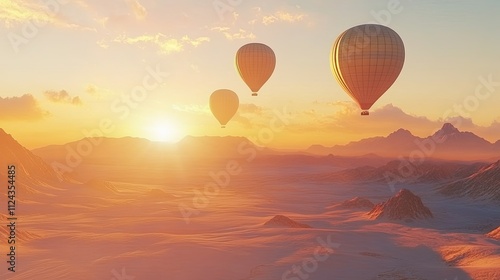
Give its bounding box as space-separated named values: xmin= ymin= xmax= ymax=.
xmin=1 ymin=0 xmax=500 ymax=150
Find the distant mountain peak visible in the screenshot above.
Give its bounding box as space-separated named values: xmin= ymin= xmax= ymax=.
xmin=388 ymin=128 xmax=414 ymax=138
xmin=439 ymin=123 xmax=460 ymax=135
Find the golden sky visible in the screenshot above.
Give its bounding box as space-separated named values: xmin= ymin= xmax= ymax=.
xmin=1 ymin=0 xmax=500 ymax=149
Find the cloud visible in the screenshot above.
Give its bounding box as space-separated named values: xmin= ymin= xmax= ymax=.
xmin=0 ymin=94 xmax=48 ymax=120
xmin=125 ymin=0 xmax=147 ymax=20
xmin=284 ymin=102 xmax=438 ymax=137
xmin=0 ymin=1 xmax=54 ymax=27
xmin=238 ymin=103 xmax=264 ymax=114
xmin=261 ymin=11 xmax=306 ymax=25
xmin=85 ymin=84 xmax=98 ymax=96
xmin=441 ymin=116 xmax=500 ymax=142
xmin=106 ymin=33 xmax=210 ymax=54
xmin=44 ymin=90 xmax=82 ymax=106
xmin=280 ymin=102 xmax=500 ymax=144
xmin=210 ymin=26 xmax=255 ymax=40
xmin=0 ymin=0 xmax=85 ymax=30
xmin=85 ymin=84 xmax=110 ymax=98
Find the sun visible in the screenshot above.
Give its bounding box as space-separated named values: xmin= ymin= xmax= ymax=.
xmin=147 ymin=120 xmax=182 ymax=142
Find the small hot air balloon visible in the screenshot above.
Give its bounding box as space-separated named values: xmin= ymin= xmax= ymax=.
xmin=209 ymin=89 xmax=239 ymax=128
xmin=331 ymin=24 xmax=405 ymax=115
xmin=236 ymin=43 xmax=276 ymax=96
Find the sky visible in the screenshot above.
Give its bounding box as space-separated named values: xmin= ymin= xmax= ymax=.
xmin=1 ymin=0 xmax=500 ymax=149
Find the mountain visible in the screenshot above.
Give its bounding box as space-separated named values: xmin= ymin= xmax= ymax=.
xmin=32 ymin=135 xmax=270 ymax=167
xmin=0 ymin=129 xmax=62 ymax=195
xmin=487 ymin=227 xmax=500 ymax=240
xmin=308 ymin=128 xmax=420 ymax=157
xmin=309 ymin=160 xmax=483 ymax=184
xmin=430 ymin=123 xmax=496 ymax=160
xmin=438 ymin=160 xmax=500 ymax=201
xmin=307 ymin=123 xmax=500 ymax=161
xmin=368 ymin=189 xmax=433 ymax=221
xmin=263 ymin=215 xmax=311 ymax=228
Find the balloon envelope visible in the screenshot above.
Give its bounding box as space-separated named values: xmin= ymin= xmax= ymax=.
xmin=331 ymin=24 xmax=405 ymax=115
xmin=236 ymin=43 xmax=276 ymax=96
xmin=209 ymin=89 xmax=239 ymax=128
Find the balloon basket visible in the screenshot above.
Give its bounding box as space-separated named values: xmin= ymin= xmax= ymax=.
xmin=361 ymin=111 xmax=369 ymax=116
xmin=221 ymin=125 xmax=226 ymax=128
xmin=252 ymin=93 xmax=258 ymax=96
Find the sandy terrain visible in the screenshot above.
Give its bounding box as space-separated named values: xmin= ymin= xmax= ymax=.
xmin=1 ymin=157 xmax=499 ymax=280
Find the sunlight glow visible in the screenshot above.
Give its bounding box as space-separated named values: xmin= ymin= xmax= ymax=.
xmin=147 ymin=120 xmax=182 ymax=142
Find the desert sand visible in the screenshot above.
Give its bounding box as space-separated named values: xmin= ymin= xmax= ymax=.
xmin=1 ymin=127 xmax=499 ymax=280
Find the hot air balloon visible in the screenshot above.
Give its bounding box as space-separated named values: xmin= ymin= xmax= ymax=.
xmin=331 ymin=24 xmax=405 ymax=115
xmin=209 ymin=89 xmax=239 ymax=128
xmin=236 ymin=43 xmax=276 ymax=96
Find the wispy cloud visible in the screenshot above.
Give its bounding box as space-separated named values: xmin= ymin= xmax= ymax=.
xmin=211 ymin=26 xmax=255 ymax=40
xmin=0 ymin=94 xmax=48 ymax=120
xmin=0 ymin=0 xmax=85 ymax=30
xmin=261 ymin=11 xmax=307 ymax=25
xmin=44 ymin=90 xmax=82 ymax=106
xmin=238 ymin=103 xmax=264 ymax=114
xmin=105 ymin=33 xmax=210 ymax=53
xmin=0 ymin=0 xmax=53 ymax=27
xmin=85 ymin=84 xmax=111 ymax=98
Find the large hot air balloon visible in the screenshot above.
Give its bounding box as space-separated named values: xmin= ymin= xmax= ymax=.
xmin=236 ymin=43 xmax=276 ymax=96
xmin=209 ymin=89 xmax=239 ymax=128
xmin=331 ymin=24 xmax=405 ymax=115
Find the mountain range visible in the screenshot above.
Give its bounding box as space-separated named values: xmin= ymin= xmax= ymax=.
xmin=438 ymin=160 xmax=500 ymax=202
xmin=307 ymin=123 xmax=500 ymax=161
xmin=306 ymin=160 xmax=485 ymax=185
xmin=32 ymin=135 xmax=268 ymax=166
xmin=29 ymin=123 xmax=499 ymax=172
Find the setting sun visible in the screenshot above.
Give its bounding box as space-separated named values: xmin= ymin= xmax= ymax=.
xmin=147 ymin=120 xmax=182 ymax=142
